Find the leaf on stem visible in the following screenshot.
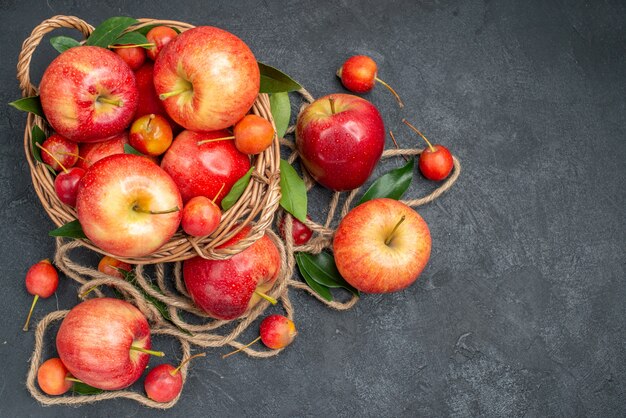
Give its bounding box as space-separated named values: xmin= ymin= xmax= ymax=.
xmin=258 ymin=62 xmax=301 ymax=93
xmin=279 ymin=159 xmax=307 ymax=222
xmin=359 ymin=158 xmax=414 ymax=204
xmin=221 ymin=167 xmax=254 ymax=210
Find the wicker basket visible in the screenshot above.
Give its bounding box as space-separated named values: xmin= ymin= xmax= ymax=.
xmin=17 ymin=15 xmax=281 ymax=265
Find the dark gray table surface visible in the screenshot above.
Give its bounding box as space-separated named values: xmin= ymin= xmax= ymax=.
xmin=1 ymin=1 xmax=624 ymax=417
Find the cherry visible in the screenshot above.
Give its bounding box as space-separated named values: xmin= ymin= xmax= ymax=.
xmin=113 ymin=45 xmax=146 ymax=71
xmin=233 ymin=114 xmax=275 ymax=155
xmin=129 ymin=114 xmax=173 ymax=156
xmin=181 ymin=183 xmax=224 ymax=237
xmin=37 ymin=357 xmax=77 ymax=396
xmin=337 ymin=55 xmax=404 ymax=108
xmin=54 ymin=167 xmax=86 ymax=207
xmin=146 ymin=26 xmax=178 ymax=61
xmin=40 ymin=134 xmax=79 ymax=172
xmin=144 ymin=353 xmax=206 ymax=403
xmin=402 ymin=119 xmax=453 ymax=181
xmin=278 ymin=215 xmax=313 ymax=246
xmin=23 ymin=259 xmax=58 ymax=331
xmin=223 ymin=314 xmax=297 ymax=358
xmin=98 ymin=256 xmax=132 ymax=279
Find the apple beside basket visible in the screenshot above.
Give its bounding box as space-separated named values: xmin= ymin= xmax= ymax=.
xmin=17 ymin=15 xmax=282 ymax=265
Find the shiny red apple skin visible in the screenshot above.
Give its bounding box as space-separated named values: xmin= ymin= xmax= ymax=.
xmin=260 ymin=314 xmax=297 ymax=349
xmin=183 ymin=227 xmax=281 ymax=320
xmin=338 ymin=55 xmax=377 ymax=93
xmin=40 ymin=134 xmax=79 ymax=172
xmin=54 ymin=166 xmax=85 ymax=207
xmin=76 ymin=154 xmax=182 ymax=257
xmin=153 ymin=26 xmax=260 ymax=131
xmin=39 ymin=46 xmax=138 ymax=143
xmin=56 ymin=298 xmax=152 ymax=390
xmin=181 ymin=196 xmax=221 ymax=237
xmin=161 ymin=130 xmax=250 ymax=205
xmin=144 ymin=364 xmax=182 ymax=403
xmin=76 ymin=131 xmax=128 ymax=170
xmin=419 ymin=145 xmax=454 ymax=181
xmin=333 ymin=198 xmax=431 ymax=293
xmin=296 ymin=93 xmax=385 ymax=191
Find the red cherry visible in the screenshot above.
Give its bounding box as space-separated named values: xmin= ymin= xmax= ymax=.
xmin=181 ymin=196 xmax=222 ymax=237
xmin=40 ymin=134 xmax=79 ymax=172
xmin=54 ymin=167 xmax=86 ymax=207
xmin=278 ymin=215 xmax=313 ymax=246
xmin=23 ymin=259 xmax=59 ymax=331
xmin=260 ymin=314 xmax=298 ymax=349
xmin=144 ymin=353 xmax=205 ymax=403
xmin=146 ymin=26 xmax=178 ymax=61
xmin=98 ymin=256 xmax=132 ymax=279
xmin=337 ymin=55 xmax=404 ymax=107
xmin=403 ymin=119 xmax=453 ymax=181
xmin=37 ymin=358 xmax=74 ymax=396
xmin=114 ymin=45 xmax=146 ymax=71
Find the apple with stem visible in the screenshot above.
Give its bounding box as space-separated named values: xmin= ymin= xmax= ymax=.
xmin=333 ymin=198 xmax=431 ymax=293
xmin=337 ymin=55 xmax=404 ymax=108
xmin=181 ymin=183 xmax=224 ymax=237
xmin=183 ymin=226 xmax=281 ymax=320
xmin=130 ymin=114 xmax=173 ymax=156
xmin=39 ymin=46 xmax=138 ymax=143
xmin=223 ymin=314 xmax=297 ymax=358
xmin=402 ymin=119 xmax=453 ymax=181
xmin=153 ymin=26 xmax=260 ymax=131
xmin=37 ymin=358 xmax=76 ymax=396
xmin=98 ymin=256 xmax=132 ymax=279
xmin=296 ymin=93 xmax=385 ymax=191
xmin=146 ymin=26 xmax=178 ymax=61
xmin=144 ymin=352 xmax=206 ymax=403
xmin=40 ymin=134 xmax=79 ymax=172
xmin=56 ymin=298 xmax=164 ymax=391
xmin=23 ymin=259 xmax=58 ymax=332
xmin=76 ymin=154 xmax=182 ymax=257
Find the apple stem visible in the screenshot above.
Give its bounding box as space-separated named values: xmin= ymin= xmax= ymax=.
xmin=65 ymin=377 xmax=83 ymax=383
xmin=108 ymin=43 xmax=155 ymax=49
xmin=389 ymin=130 xmax=409 ymax=162
xmin=375 ymin=76 xmax=404 ymax=108
xmin=22 ymin=294 xmax=39 ymax=332
xmin=171 ymin=352 xmax=206 ymax=376
xmin=222 ymin=336 xmax=261 ymax=359
xmin=196 ymin=136 xmax=235 ymax=146
xmin=159 ymin=88 xmax=190 ymax=100
xmin=36 ymin=143 xmax=68 ymax=173
xmin=146 ymin=114 xmax=155 ymax=131
xmin=385 ymin=215 xmax=406 ymax=246
xmin=402 ymin=119 xmax=435 ymax=153
xmin=212 ymin=183 xmax=226 ymax=203
xmin=329 ymin=97 xmax=336 ymax=115
xmin=254 ymin=290 xmax=278 ymax=305
xmin=133 ymin=205 xmax=180 ymax=215
xmin=97 ymin=97 xmax=123 ymax=107
xmin=130 ymin=345 xmax=165 ymax=357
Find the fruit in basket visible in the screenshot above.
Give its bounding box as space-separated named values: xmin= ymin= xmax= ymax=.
xmin=153 ymin=26 xmax=260 ymax=131
xmin=161 ymin=130 xmax=250 ymax=205
xmin=76 ymin=131 xmax=128 ymax=170
xmin=333 ymin=198 xmax=431 ymax=293
xmin=129 ymin=114 xmax=173 ymax=156
xmin=54 ymin=166 xmax=86 ymax=207
xmin=337 ymin=55 xmax=404 ymax=108
xmin=183 ymin=227 xmax=281 ymax=320
xmin=181 ymin=195 xmax=222 ymax=237
xmin=146 ymin=26 xmax=178 ymax=61
xmin=56 ymin=298 xmax=164 ymax=391
xmin=39 ymin=46 xmax=138 ymax=143
xmin=233 ymin=114 xmax=275 ymax=155
xmin=37 ymin=358 xmax=73 ymax=396
xmin=402 ymin=119 xmax=453 ymax=181
xmin=296 ymin=93 xmax=385 ymax=191
xmin=76 ymin=154 xmax=182 ymax=258
xmin=114 ymin=45 xmax=146 ymax=70
xmin=98 ymin=256 xmax=132 ymax=279
xmin=23 ymin=259 xmax=58 ymax=331
xmin=40 ymin=134 xmax=79 ymax=172
xmin=134 ymin=63 xmax=180 ymax=131
xmin=144 ymin=353 xmax=205 ymax=403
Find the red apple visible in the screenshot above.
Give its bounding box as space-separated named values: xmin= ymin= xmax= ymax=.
xmin=296 ymin=93 xmax=385 ymax=191
xmin=56 ymin=298 xmax=161 ymax=390
xmin=76 ymin=131 xmax=128 ymax=170
xmin=76 ymin=154 xmax=182 ymax=257
xmin=153 ymin=26 xmax=260 ymax=131
xmin=333 ymin=198 xmax=431 ymax=293
xmin=40 ymin=134 xmax=79 ymax=172
xmin=161 ymin=130 xmax=250 ymax=205
xmin=183 ymin=226 xmax=281 ymax=320
xmin=39 ymin=46 xmax=138 ymax=143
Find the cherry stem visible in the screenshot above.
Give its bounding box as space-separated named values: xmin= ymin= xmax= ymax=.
xmin=402 ymin=119 xmax=435 ymax=153
xmin=130 ymin=345 xmax=165 ymax=357
xmin=171 ymin=352 xmax=206 ymax=376
xmin=389 ymin=130 xmax=409 ymax=162
xmin=57 ymin=151 xmax=86 ymax=161
xmin=329 ymin=97 xmax=336 ymax=115
xmin=254 ymin=290 xmax=277 ymax=305
xmin=196 ymin=136 xmax=235 ymax=146
xmin=133 ymin=205 xmax=180 ymax=215
xmin=222 ymin=336 xmax=261 ymax=359
xmin=375 ymin=76 xmax=404 ymax=108
xmin=108 ymin=43 xmax=155 ymax=49
xmin=212 ymin=183 xmax=226 ymax=203
xmin=65 ymin=377 xmax=83 ymax=383
xmin=22 ymin=294 xmax=39 ymax=332
xmin=146 ymin=114 xmax=155 ymax=131
xmin=36 ymin=143 xmax=68 ymax=173
xmin=97 ymin=97 xmax=122 ymax=107
xmin=79 ymin=285 xmax=98 ymax=299
xmin=159 ymin=88 xmax=190 ymax=100
xmin=385 ymin=215 xmax=406 ymax=246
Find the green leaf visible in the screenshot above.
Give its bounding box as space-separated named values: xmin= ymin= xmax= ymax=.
xmin=133 ymin=24 xmax=158 ymax=36
xmin=269 ymin=92 xmax=290 ymax=139
xmin=113 ymin=31 xmax=149 ymax=47
xmin=72 ymin=382 xmax=104 ymax=395
xmin=279 ymin=160 xmax=307 ymax=222
xmin=31 ymin=125 xmax=47 ymax=164
xmin=9 ymin=96 xmax=44 ymax=117
xmin=258 ymin=62 xmax=301 ymax=93
xmin=221 ymin=167 xmax=254 ymax=211
xmin=49 ymin=220 xmax=86 ymax=239
xmin=123 ymin=143 xmax=144 ymax=156
xmin=359 ymin=158 xmax=415 ymax=205
xmin=85 ymin=16 xmax=138 ymax=48
xmin=50 ymin=36 xmax=80 ymax=53
xmin=296 ymin=253 xmax=333 ymax=301
xmin=298 ymin=252 xmax=360 ymax=296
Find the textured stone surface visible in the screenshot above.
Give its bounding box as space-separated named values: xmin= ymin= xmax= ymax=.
xmin=0 ymin=0 xmax=624 ymax=417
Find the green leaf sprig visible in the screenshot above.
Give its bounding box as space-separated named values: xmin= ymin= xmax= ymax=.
xmin=359 ymin=158 xmax=414 ymax=204
xmin=269 ymin=92 xmax=291 ymax=139
xmin=258 ymin=62 xmax=301 ymax=93
xmin=221 ymin=167 xmax=255 ymax=211
xmin=85 ymin=16 xmax=139 ymax=48
xmin=279 ymin=159 xmax=307 ymax=222
xmin=296 ymin=251 xmax=359 ymax=301
xmin=49 ymin=220 xmax=86 ymax=239
xmin=9 ymin=96 xmax=44 ymax=117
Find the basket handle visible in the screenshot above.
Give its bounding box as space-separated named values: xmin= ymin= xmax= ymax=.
xmin=17 ymin=15 xmax=94 ymax=97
